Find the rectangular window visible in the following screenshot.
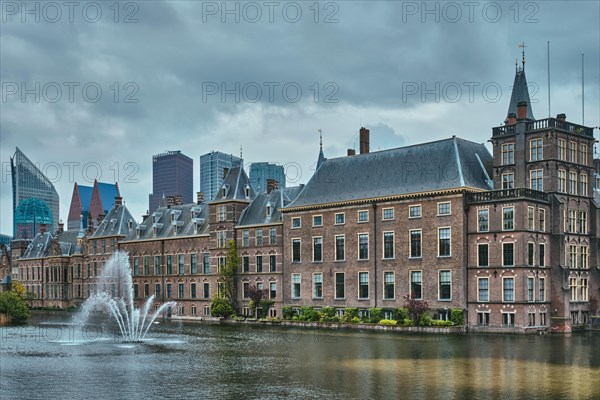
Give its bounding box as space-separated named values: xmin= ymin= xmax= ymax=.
xmin=358 ymin=210 xmax=369 ymax=222
xmin=568 ymin=141 xmax=577 ymax=162
xmin=438 ymin=228 xmax=451 ymax=257
xmin=539 ymin=278 xmax=545 ymax=301
xmin=569 ymin=171 xmax=577 ymax=194
xmin=269 ymin=255 xmax=276 ymax=272
xmin=335 ymin=213 xmax=345 ymax=225
xmin=478 ymin=244 xmax=489 ymax=267
xmin=256 ymin=256 xmax=263 ymax=273
xmin=539 ymin=209 xmax=546 ymax=231
xmin=539 ymin=243 xmax=545 ymax=267
xmin=528 ymin=277 xmax=535 ymax=302
xmin=580 ymin=246 xmax=589 ymax=269
xmin=154 ymin=256 xmax=161 ymax=275
xmin=384 ymin=272 xmax=394 ymax=300
xmin=568 ymin=209 xmax=577 ymax=233
xmin=313 ymin=215 xmax=323 ymax=227
xmin=478 ymin=209 xmax=489 ymax=232
xmin=410 ymin=271 xmax=422 ymax=300
xmin=242 ymin=256 xmax=249 ymax=273
xmin=558 ymin=139 xmax=566 ymax=160
xmin=580 ymin=143 xmax=588 ymax=165
xmin=166 ymin=255 xmax=172 ymax=275
xmin=409 ymin=205 xmax=421 ymax=218
xmin=335 ymin=273 xmax=345 ymax=299
xmin=166 ymin=283 xmax=172 ymax=298
xmin=579 ymin=174 xmax=588 ymax=196
xmin=217 ymin=230 xmax=227 ymax=248
xmin=313 ymin=273 xmax=323 ymax=299
xmin=143 ymin=256 xmax=149 ymax=275
xmin=502 ymin=173 xmax=514 ymax=189
xmin=528 ymin=243 xmax=535 ymax=266
xmin=478 ymin=278 xmax=489 ymax=302
xmin=191 ymin=283 xmax=197 ymax=299
xmin=530 ymin=138 xmax=543 ymax=161
xmin=292 ymin=239 xmax=301 ymax=262
xmin=528 ymin=207 xmax=535 ymax=230
xmin=358 ymin=272 xmax=369 ymax=299
xmin=502 ymin=312 xmax=515 ymax=326
xmin=291 ymin=217 xmax=301 ymax=229
xmin=358 ymin=234 xmax=369 ymax=260
xmin=503 ymin=242 xmax=514 ymax=266
xmin=144 ymin=284 xmax=149 ymax=298
xmin=438 ymin=270 xmax=451 ymax=300
xmin=528 ymin=313 xmax=536 ymax=327
xmin=503 ymin=277 xmax=514 ymax=302
xmin=437 ymin=202 xmax=451 ymax=215
xmin=569 ymin=245 xmax=577 ymax=268
xmin=217 ymin=205 xmax=226 ymax=222
xmin=558 ymin=170 xmax=567 ymax=193
xmin=243 ymin=282 xmax=250 ymax=299
xmin=570 ymin=278 xmax=578 ymax=301
xmin=178 ymin=254 xmax=185 ymax=275
xmin=382 ymin=208 xmax=394 ymax=220
xmin=203 ymin=253 xmax=210 ymax=274
xmin=255 ymin=229 xmax=263 ymax=246
xmin=410 ymin=230 xmax=422 ymax=258
xmin=269 ymin=228 xmax=277 ymax=245
xmin=581 ymin=278 xmax=588 ymax=301
xmin=503 ymin=207 xmax=514 ymax=230
xmin=579 ymin=211 xmax=588 ymax=234
xmin=155 ymin=284 xmax=160 ymax=298
xmin=203 ymin=282 xmax=209 ymax=299
xmin=292 ymin=273 xmax=301 ymax=299
xmin=242 ymin=230 xmax=249 ymax=247
xmin=478 ymin=312 xmax=490 ymax=326
xmin=133 ymin=257 xmax=139 ymax=276
xmin=383 ymin=232 xmax=394 ymax=259
xmin=335 ymin=235 xmax=345 ymax=261
xmin=269 ymin=282 xmax=276 ymax=299
xmin=313 ymin=237 xmax=323 ymax=262
xmin=133 ymin=284 xmax=138 ymax=298
xmin=190 ymin=254 xmax=197 ymax=274
xmin=502 ymin=143 xmax=514 ymax=165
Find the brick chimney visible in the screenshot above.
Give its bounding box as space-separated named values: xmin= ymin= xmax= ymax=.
xmin=166 ymin=196 xmax=174 ymax=208
xmin=347 ymin=149 xmax=356 ymax=156
xmin=556 ymin=113 xmax=566 ymax=122
xmin=267 ymin=179 xmax=278 ymax=194
xmin=39 ymin=224 xmax=47 ymax=234
xmin=57 ymin=221 xmax=64 ymax=234
xmin=196 ymin=192 xmax=205 ymax=205
xmin=173 ymin=194 xmax=182 ymax=205
xmin=87 ymin=211 xmax=94 ymax=233
xmin=114 ymin=196 xmax=123 ymax=207
xmin=517 ymin=101 xmax=528 ymax=120
xmin=359 ymin=127 xmax=370 ymax=154
xmin=506 ymin=113 xmax=517 ymax=125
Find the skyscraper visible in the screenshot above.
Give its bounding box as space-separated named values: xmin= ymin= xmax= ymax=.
xmin=199 ymin=151 xmax=242 ymax=202
xmin=249 ymin=162 xmax=286 ymax=193
xmin=149 ymin=151 xmax=193 ymax=213
xmin=11 ymin=147 xmax=60 ymax=239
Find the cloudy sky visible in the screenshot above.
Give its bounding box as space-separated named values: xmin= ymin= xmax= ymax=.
xmin=1 ymin=0 xmax=599 ymax=234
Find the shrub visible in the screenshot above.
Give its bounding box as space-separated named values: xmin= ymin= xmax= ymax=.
xmin=210 ymin=296 xmax=234 ymax=318
xmin=431 ymin=319 xmax=453 ymax=326
xmin=259 ymin=299 xmax=274 ymax=317
xmin=282 ymin=306 xmax=294 ymax=320
xmin=394 ymin=308 xmax=409 ymax=322
xmin=0 ymin=291 xmax=30 ymax=324
xmin=319 ymin=307 xmax=338 ymax=323
xmin=403 ymin=294 xmax=429 ymax=325
xmin=368 ymin=308 xmax=383 ymax=323
xmin=299 ymin=307 xmax=320 ymax=322
xmin=419 ymin=313 xmax=433 ymax=327
xmin=351 ymin=316 xmax=361 ymax=323
xmin=451 ymin=309 xmax=464 ymax=326
xmin=341 ymin=307 xmax=359 ymax=323
xmin=402 ymin=318 xmax=413 ymax=326
xmin=379 ymin=319 xmax=397 ymax=326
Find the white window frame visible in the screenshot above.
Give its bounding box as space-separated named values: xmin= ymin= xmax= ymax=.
xmin=334 ymin=212 xmax=345 ymax=225
xmin=382 ymin=207 xmax=394 ymax=220
xmin=437 ymin=201 xmax=451 ymax=216
xmin=502 ymin=207 xmax=514 ymax=231
xmin=357 ymin=233 xmax=369 ymax=260
xmin=408 ymin=204 xmax=421 ymax=218
xmin=382 ymin=231 xmax=395 ymax=259
xmin=291 ymin=217 xmax=301 ymax=229
xmin=312 ymin=215 xmax=323 ymax=227
xmin=358 ymin=271 xmax=369 ymax=299
xmin=357 ymin=210 xmax=369 ymax=223
xmin=437 ymin=227 xmax=451 ymax=257
xmin=477 ymin=208 xmax=489 ymax=232
xmin=438 ymin=270 xmax=452 ymax=301
xmin=477 ymin=277 xmax=489 ymax=302
xmin=383 ymin=271 xmax=395 ymax=300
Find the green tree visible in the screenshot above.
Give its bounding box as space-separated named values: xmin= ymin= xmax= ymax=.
xmin=220 ymin=240 xmax=239 ymax=309
xmin=210 ymin=295 xmax=234 ymax=318
xmin=0 ymin=290 xmax=30 ymax=324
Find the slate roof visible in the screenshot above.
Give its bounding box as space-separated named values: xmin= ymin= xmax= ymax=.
xmin=238 ymin=186 xmax=303 ymax=226
xmin=286 ymin=136 xmax=492 ymax=209
xmin=122 ymin=203 xmax=209 ymax=241
xmin=210 ymin=166 xmax=255 ymax=202
xmin=21 ymin=232 xmax=53 ymax=259
xmin=90 ymin=204 xmax=136 ymax=238
xmin=21 ymin=229 xmax=84 ymax=258
xmin=507 ymin=67 xmax=535 ymax=120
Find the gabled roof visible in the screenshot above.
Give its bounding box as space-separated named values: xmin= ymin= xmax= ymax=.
xmin=286 ymin=136 xmax=492 ymax=209
xmin=238 ymin=186 xmax=303 ymax=226
xmin=97 ymin=182 xmax=120 ymax=211
xmin=90 ymin=204 xmax=136 ymax=238
xmin=507 ymin=67 xmax=535 ymax=120
xmin=123 ymin=203 xmax=209 ymax=241
xmin=21 ymin=232 xmax=53 ymax=259
xmin=210 ymin=166 xmax=255 ymax=202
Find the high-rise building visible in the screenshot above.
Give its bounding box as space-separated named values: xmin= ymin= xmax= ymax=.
xmin=199 ymin=151 xmax=242 ymax=202
xmin=249 ymin=162 xmax=286 ymax=193
xmin=11 ymin=147 xmax=60 ymax=239
xmin=148 ymin=151 xmax=193 ymax=213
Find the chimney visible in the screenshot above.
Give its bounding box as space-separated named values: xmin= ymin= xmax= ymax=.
xmin=57 ymin=221 xmax=64 ymax=234
xmin=267 ymin=179 xmax=278 ymax=194
xmin=87 ymin=211 xmax=94 ymax=233
xmin=506 ymin=113 xmax=517 ymax=125
xmin=166 ymin=196 xmax=174 ymax=208
xmin=517 ymin=101 xmax=528 ymax=120
xmin=142 ymin=211 xmax=149 ymax=222
xmin=114 ymin=196 xmax=123 ymax=207
xmin=347 ymin=149 xmax=356 ymax=156
xmin=359 ymin=127 xmax=370 ymax=154
xmin=173 ymin=194 xmax=182 ymax=205
xmin=39 ymin=224 xmax=47 ymax=234
xmin=556 ymin=113 xmax=566 ymax=122
xmin=196 ymin=192 xmax=205 ymax=205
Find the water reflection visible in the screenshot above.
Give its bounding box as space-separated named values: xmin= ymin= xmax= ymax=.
xmin=1 ymin=314 xmax=598 ymax=400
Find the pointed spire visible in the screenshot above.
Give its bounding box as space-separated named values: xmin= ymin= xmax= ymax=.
xmin=316 ymin=129 xmax=326 ymax=170
xmin=519 ymin=42 xmax=526 ymax=69
xmin=506 ymin=44 xmax=535 ymax=121
xmin=240 ymin=145 xmax=243 ymax=159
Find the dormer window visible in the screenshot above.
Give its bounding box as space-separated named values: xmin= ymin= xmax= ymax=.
xmin=128 ymin=219 xmax=133 ymax=230
xmin=221 ymin=184 xmax=230 ymax=198
xmin=244 ymin=185 xmax=250 ymax=199
xmin=266 ymin=202 xmax=273 ymax=217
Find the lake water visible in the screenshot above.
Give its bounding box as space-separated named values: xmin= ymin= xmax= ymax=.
xmin=1 ymin=313 xmax=598 ymax=399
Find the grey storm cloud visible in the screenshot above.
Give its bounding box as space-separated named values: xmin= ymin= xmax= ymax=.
xmin=1 ymin=0 xmax=599 ymax=233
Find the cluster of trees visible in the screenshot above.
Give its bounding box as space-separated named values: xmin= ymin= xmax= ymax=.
xmin=0 ymin=281 xmax=31 ymax=324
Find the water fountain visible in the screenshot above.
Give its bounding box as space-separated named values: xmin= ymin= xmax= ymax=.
xmin=76 ymin=251 xmax=177 ymax=342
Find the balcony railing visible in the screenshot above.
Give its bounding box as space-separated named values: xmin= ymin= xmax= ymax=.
xmin=467 ymin=188 xmax=549 ymax=204
xmin=492 ymin=118 xmax=594 ymax=138
xmin=492 ymin=124 xmax=516 ymax=136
